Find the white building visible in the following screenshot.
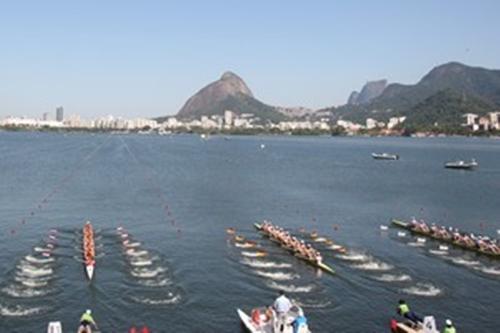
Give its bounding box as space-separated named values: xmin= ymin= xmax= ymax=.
xmin=366 ymin=118 xmax=377 ymax=130
xmin=224 ymin=110 xmax=234 ymax=128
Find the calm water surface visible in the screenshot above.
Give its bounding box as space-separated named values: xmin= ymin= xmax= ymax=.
xmin=0 ymin=132 xmax=499 ymax=332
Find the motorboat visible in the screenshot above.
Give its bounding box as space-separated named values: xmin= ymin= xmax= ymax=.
xmin=237 ymin=303 xmax=310 ymax=333
xmin=372 ymin=153 xmax=399 ymax=160
xmin=444 ymin=159 xmax=478 ymax=170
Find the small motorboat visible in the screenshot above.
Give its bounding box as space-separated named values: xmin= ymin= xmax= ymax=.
xmin=391 ymin=316 xmax=439 ymax=333
xmin=372 ymin=153 xmax=399 ymax=160
xmin=444 ymin=159 xmax=478 ymax=170
xmin=47 ymin=321 xmax=62 ymax=333
xmin=237 ymin=303 xmax=310 ymax=333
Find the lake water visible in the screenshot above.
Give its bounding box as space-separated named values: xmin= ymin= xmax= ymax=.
xmin=0 ymin=132 xmax=499 ymax=332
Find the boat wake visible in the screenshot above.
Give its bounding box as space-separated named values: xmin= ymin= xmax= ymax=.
xmin=373 ymin=274 xmax=411 ymax=282
xmin=295 ymin=299 xmax=332 ymax=309
xmin=117 ymin=227 xmax=183 ymax=306
xmin=137 ymin=277 xmax=172 ymax=287
xmin=131 ymin=267 xmax=166 ymax=279
xmin=337 ymin=252 xmax=370 ymax=262
xmin=474 ymin=266 xmax=500 ymax=276
xmin=253 ymin=270 xmax=299 ymax=281
xmin=240 ymin=258 xmax=291 ymax=269
xmin=130 ymin=293 xmax=182 ymax=306
xmin=24 ymin=255 xmax=54 ymax=265
xmin=0 ymin=303 xmax=46 ymax=317
xmin=450 ymin=258 xmax=480 ymax=267
xmin=402 ymin=283 xmax=442 ymax=297
xmin=352 ymin=261 xmax=393 ymax=271
xmin=266 ymin=281 xmax=315 ymax=293
xmin=407 ymin=242 xmax=426 ymax=247
xmin=1 ymin=284 xmax=53 ymax=298
xmin=428 ymin=249 xmax=448 ymax=256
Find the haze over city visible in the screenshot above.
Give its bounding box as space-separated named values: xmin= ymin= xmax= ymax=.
xmin=1 ymin=0 xmax=500 ymax=119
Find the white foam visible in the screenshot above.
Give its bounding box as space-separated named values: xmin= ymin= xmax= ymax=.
xmin=407 ymin=242 xmax=425 ymax=247
xmin=24 ymin=255 xmax=54 ymax=265
xmin=337 ymin=252 xmax=369 ymax=262
xmin=33 ymin=247 xmax=51 ymax=253
xmin=373 ymin=274 xmax=412 ymax=282
xmin=126 ymin=249 xmax=149 ymax=257
xmin=18 ymin=266 xmax=53 ymax=278
xmin=131 ymin=294 xmax=181 ymax=305
xmin=402 ymin=283 xmax=442 ymax=297
xmin=451 ymin=258 xmax=480 ymax=266
xmin=0 ymin=304 xmax=44 ymax=317
xmin=130 ymin=259 xmax=153 ymax=267
xmin=137 ymin=278 xmax=171 ymax=287
xmin=123 ymin=242 xmax=141 ymax=248
xmin=477 ymin=266 xmax=500 ymax=276
xmin=266 ymin=281 xmax=314 ymax=293
xmin=352 ymin=261 xmax=393 ymax=271
xmin=17 ymin=278 xmax=49 ymax=288
xmin=1 ymin=285 xmax=52 ymax=298
xmin=240 ymin=258 xmax=292 ymax=268
xmin=131 ymin=267 xmax=165 ymax=278
xmin=253 ymin=270 xmax=298 ymax=281
xmin=429 ymin=250 xmax=448 ymax=256
xmin=328 ymin=244 xmax=344 ymax=251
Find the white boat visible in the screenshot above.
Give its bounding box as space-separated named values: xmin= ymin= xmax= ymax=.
xmin=47 ymin=321 xmax=62 ymax=333
xmin=444 ymin=159 xmax=478 ymax=170
xmin=372 ymin=153 xmax=399 ymax=160
xmin=237 ymin=304 xmax=310 ymax=333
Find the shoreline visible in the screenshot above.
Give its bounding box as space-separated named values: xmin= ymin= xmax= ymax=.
xmin=2 ymin=125 xmax=500 ymax=140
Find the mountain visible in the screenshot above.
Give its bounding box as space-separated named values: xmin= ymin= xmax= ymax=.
xmin=347 ymin=91 xmax=360 ymax=105
xmin=174 ymin=71 xmax=287 ymax=122
xmin=348 ymin=80 xmax=387 ymax=105
xmin=332 ymin=62 xmax=500 ymax=126
xmin=404 ymin=89 xmax=494 ymax=129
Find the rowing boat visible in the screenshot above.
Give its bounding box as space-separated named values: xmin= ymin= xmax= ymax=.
xmin=392 ymin=219 xmax=500 ymax=259
xmin=254 ymin=223 xmax=335 ymax=274
xmin=82 ymin=221 xmax=96 ymax=280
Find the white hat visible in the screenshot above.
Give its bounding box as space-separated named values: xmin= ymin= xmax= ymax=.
xmin=446 ymin=319 xmax=452 ymax=326
xmin=86 ymin=309 xmax=92 ymax=314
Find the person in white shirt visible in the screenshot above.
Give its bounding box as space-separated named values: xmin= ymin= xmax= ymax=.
xmin=274 ymin=290 xmax=292 ymax=314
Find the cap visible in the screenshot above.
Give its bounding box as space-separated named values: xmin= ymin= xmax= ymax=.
xmin=86 ymin=309 xmax=92 ymax=314
xmin=446 ymin=319 xmax=452 ymax=326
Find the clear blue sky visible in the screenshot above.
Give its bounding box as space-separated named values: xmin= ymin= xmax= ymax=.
xmin=1 ymin=0 xmax=499 ymax=119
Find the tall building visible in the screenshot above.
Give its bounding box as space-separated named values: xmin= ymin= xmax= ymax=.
xmin=224 ymin=110 xmax=234 ymax=128
xmin=42 ymin=112 xmax=50 ymax=121
xmin=56 ymin=106 xmax=64 ymax=122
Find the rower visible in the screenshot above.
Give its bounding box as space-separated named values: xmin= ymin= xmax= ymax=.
xmin=78 ymin=309 xmax=98 ymax=333
xmin=442 ymin=319 xmax=456 ymax=333
xmin=397 ymin=299 xmax=422 ymax=323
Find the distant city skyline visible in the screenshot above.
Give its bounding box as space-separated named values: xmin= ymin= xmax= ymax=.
xmin=1 ymin=0 xmax=499 ymax=119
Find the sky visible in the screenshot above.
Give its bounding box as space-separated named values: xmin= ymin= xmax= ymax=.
xmin=1 ymin=0 xmax=499 ymax=119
